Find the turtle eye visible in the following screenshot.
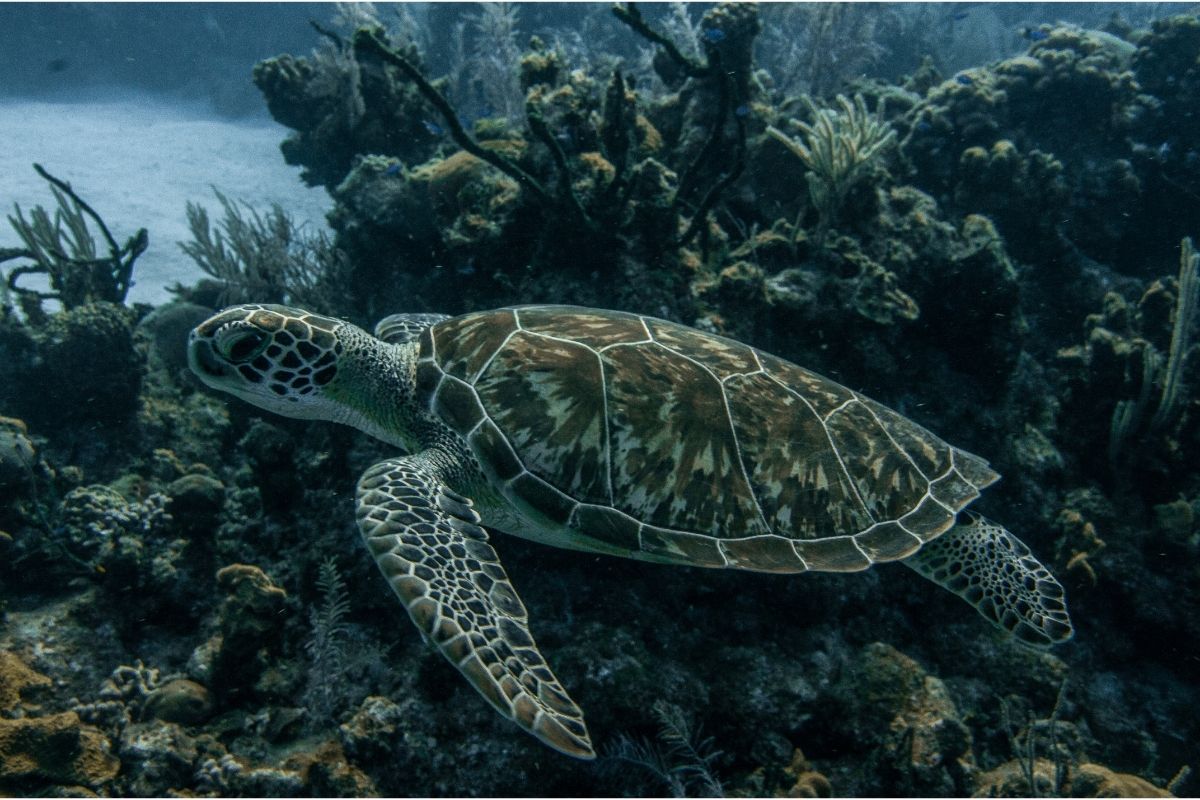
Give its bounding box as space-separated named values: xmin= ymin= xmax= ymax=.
xmin=220 ymin=329 xmax=269 ymax=364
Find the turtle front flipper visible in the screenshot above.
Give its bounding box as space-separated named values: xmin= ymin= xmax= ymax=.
xmin=902 ymin=512 xmax=1074 ymax=648
xmin=356 ymin=455 xmax=595 ymax=759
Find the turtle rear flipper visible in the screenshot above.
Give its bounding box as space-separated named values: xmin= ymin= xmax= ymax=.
xmin=357 ymin=455 xmax=595 ymax=758
xmin=902 ymin=513 xmax=1074 ymax=648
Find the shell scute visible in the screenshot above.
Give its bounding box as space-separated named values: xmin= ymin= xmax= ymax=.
xmin=476 ymin=330 xmax=609 ymax=504
xmin=640 ymin=525 xmax=727 ymax=567
xmin=759 ymin=352 xmax=856 ymax=417
xmin=517 ymin=306 xmax=649 ymax=348
xmin=433 ymin=376 xmax=485 ymax=436
xmin=468 ymin=420 xmax=524 ymax=482
xmin=929 ymin=465 xmax=983 ymax=510
xmin=571 ymin=505 xmax=641 ymax=552
xmin=825 ymin=400 xmax=931 ymax=521
xmin=602 ymin=341 xmax=767 ymax=537
xmin=432 ymin=309 xmax=518 ymax=383
xmin=725 ymin=371 xmax=872 ymax=538
xmin=645 ymin=319 xmax=759 ymax=380
xmin=861 ymin=397 xmax=952 ymax=480
xmin=509 ymin=473 xmax=577 ymax=525
xmin=793 ymin=536 xmax=873 ymax=572
xmin=898 ymin=495 xmax=957 ymax=542
xmin=719 ymin=535 xmax=807 ymax=573
xmin=853 ymin=522 xmax=923 ymax=562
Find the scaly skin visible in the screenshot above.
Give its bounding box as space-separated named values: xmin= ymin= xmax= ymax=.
xmin=189 ymin=302 xmax=1072 ymax=758
xmin=188 ymin=303 xmax=595 ymax=757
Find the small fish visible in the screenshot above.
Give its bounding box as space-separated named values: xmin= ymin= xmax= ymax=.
xmin=951 ymin=10 xmax=970 ymax=21
xmin=1023 ymin=27 xmax=1049 ymax=41
xmin=916 ymin=121 xmax=933 ymax=133
xmin=955 ymin=73 xmax=974 ymax=86
xmin=1158 ymin=141 xmax=1172 ymax=159
xmin=555 ymin=128 xmax=573 ymax=144
xmin=46 ymin=58 xmax=69 ymax=73
xmin=734 ymin=104 xmax=751 ymax=118
xmin=702 ymin=27 xmax=726 ymax=44
xmin=384 ymin=163 xmax=403 ymax=177
xmin=421 ymin=119 xmax=444 ymax=136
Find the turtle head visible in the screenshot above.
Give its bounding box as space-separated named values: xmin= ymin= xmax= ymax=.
xmin=189 ymin=304 xmax=351 ymax=419
xmin=189 ymin=304 xmax=419 ymax=448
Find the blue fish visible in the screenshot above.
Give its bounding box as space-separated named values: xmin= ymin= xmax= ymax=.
xmin=702 ymin=27 xmax=726 ymax=44
xmin=734 ymin=104 xmax=751 ymax=118
xmin=955 ymin=74 xmax=974 ymax=86
xmin=916 ymin=121 xmax=933 ymax=133
xmin=951 ymin=10 xmax=969 ymax=21
xmin=1024 ymin=27 xmax=1049 ymax=41
xmin=384 ymin=163 xmax=402 ymax=177
xmin=422 ymin=119 xmax=444 ymax=136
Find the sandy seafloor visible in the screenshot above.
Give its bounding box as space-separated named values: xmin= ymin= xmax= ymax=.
xmin=0 ymin=95 xmax=332 ymax=306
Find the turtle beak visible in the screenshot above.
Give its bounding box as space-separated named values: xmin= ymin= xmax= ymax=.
xmin=188 ymin=333 xmax=228 ymax=381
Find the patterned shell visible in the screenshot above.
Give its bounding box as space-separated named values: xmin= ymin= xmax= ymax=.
xmin=415 ymin=306 xmax=999 ymax=574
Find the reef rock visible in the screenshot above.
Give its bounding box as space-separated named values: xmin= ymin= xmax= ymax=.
xmin=0 ymin=651 xmax=51 ymax=712
xmin=972 ymin=757 xmax=1171 ymax=797
xmin=0 ymin=417 xmax=35 ymax=492
xmin=829 ymin=642 xmax=976 ymax=795
xmin=0 ymin=711 xmax=120 ymax=790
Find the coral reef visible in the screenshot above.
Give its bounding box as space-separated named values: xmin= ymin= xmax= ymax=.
xmin=3 ymin=5 xmax=1199 ymax=798
xmin=180 ymin=190 xmax=350 ymax=315
xmin=2 ymin=164 xmax=146 ymax=314
xmin=768 ymin=93 xmax=897 ymax=244
xmin=0 ymin=651 xmax=51 ymax=711
xmin=194 ymin=564 xmax=290 ymax=706
xmin=0 ymin=711 xmax=120 ymax=790
xmin=973 ymin=759 xmax=1173 ymax=798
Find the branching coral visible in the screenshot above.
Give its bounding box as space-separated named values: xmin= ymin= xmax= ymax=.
xmin=756 ymin=4 xmax=886 ymax=99
xmin=467 ymin=2 xmax=525 ymax=125
xmin=1108 ymin=237 xmax=1199 ymax=465
xmin=611 ymin=3 xmax=750 ymax=248
xmin=767 ymin=94 xmax=896 ymax=245
xmin=179 ymin=190 xmax=349 ymax=315
xmin=2 ymin=164 xmax=146 ymax=316
xmin=606 ymin=699 xmax=725 ymax=797
xmin=304 ymin=557 xmax=351 ymax=724
xmin=353 ymin=27 xmax=556 ymax=210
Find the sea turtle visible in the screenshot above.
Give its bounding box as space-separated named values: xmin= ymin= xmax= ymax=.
xmin=188 ymin=303 xmax=1073 ymax=759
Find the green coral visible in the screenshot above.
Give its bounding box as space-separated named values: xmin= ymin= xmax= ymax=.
xmin=2 ymin=164 xmax=146 ymax=316
xmin=180 ymin=190 xmax=349 ymax=316
xmin=1109 ymin=237 xmax=1199 ymax=464
xmin=767 ymin=94 xmax=896 ymax=244
xmin=38 ymin=301 xmax=144 ymax=425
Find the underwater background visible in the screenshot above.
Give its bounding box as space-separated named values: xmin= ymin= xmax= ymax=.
xmin=1 ymin=2 xmax=1199 ymax=796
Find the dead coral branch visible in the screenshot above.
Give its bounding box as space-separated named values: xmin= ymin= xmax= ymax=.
xmin=611 ymin=3 xmax=748 ymax=249
xmin=353 ymin=27 xmax=553 ymax=208
xmin=3 ymin=164 xmax=146 ymax=311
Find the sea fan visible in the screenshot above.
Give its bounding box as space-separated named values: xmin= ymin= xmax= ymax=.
xmin=468 ymin=2 xmax=524 ymax=124
xmin=304 ymin=557 xmax=352 ymax=724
